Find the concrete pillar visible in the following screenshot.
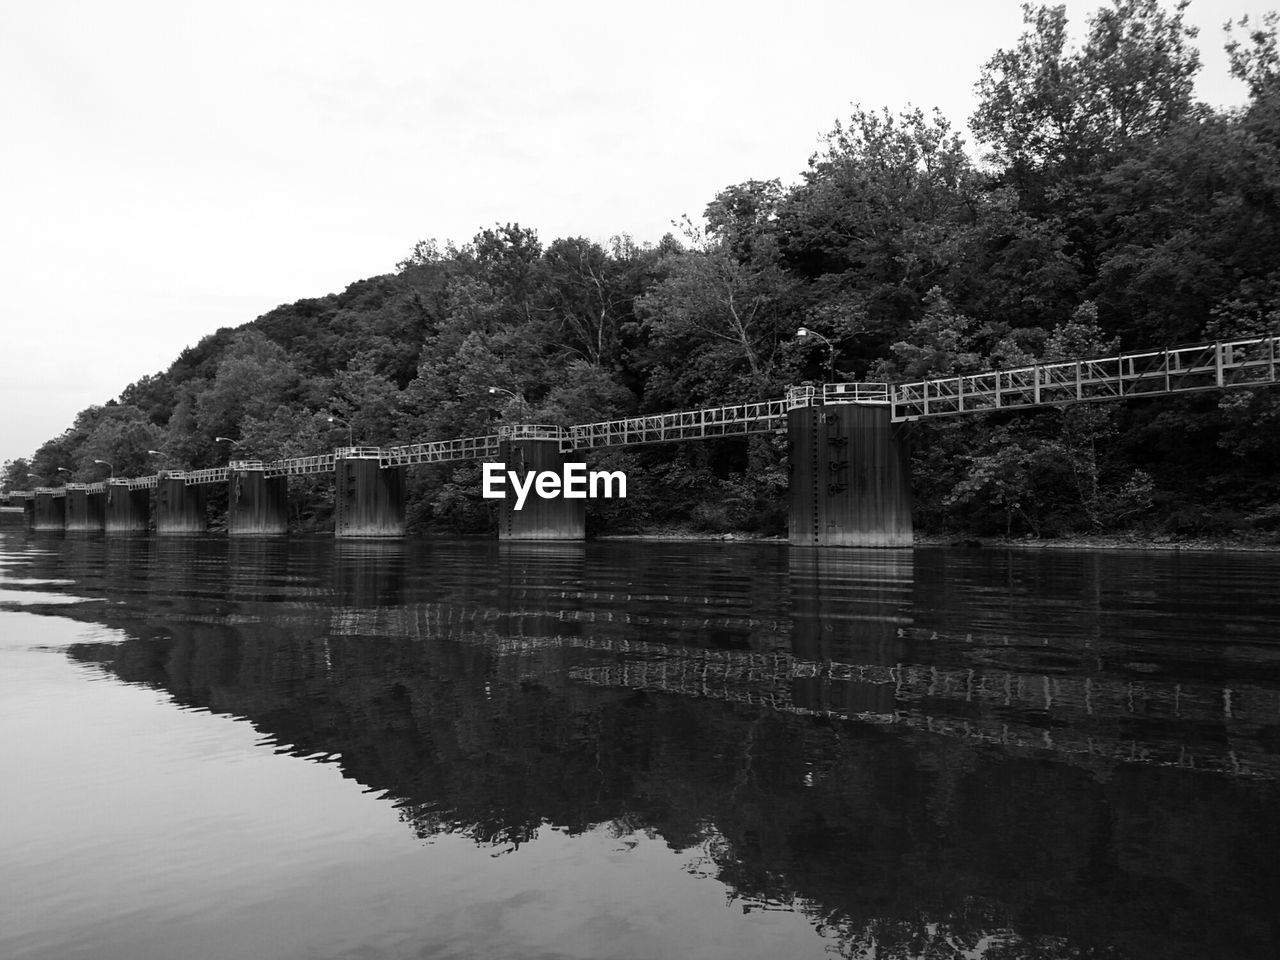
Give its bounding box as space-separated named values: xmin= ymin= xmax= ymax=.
xmin=105 ymin=480 xmax=150 ymax=534
xmin=65 ymin=485 xmax=106 ymax=533
xmin=788 ymin=403 xmax=913 ymax=547
xmin=21 ymin=497 xmax=34 ymax=529
xmin=155 ymin=474 xmax=206 ymax=534
xmin=228 ymin=466 xmax=288 ymax=535
xmin=496 ymin=439 xmax=586 ymax=541
xmin=32 ymin=491 xmax=66 ymax=532
xmin=334 ymin=455 xmax=405 ymax=538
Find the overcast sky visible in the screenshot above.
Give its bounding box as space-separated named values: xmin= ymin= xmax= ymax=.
xmin=0 ymin=0 xmax=1263 ymax=463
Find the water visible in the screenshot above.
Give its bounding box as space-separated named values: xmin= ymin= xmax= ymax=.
xmin=1 ymin=529 xmax=1278 ymax=959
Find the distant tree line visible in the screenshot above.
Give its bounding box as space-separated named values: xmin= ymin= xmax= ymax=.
xmin=7 ymin=1 xmax=1280 ymax=539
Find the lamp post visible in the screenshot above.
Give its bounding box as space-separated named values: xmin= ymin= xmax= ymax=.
xmin=797 ymin=327 xmax=836 ymax=382
xmin=327 ymin=416 xmax=354 ymax=447
xmin=486 ymin=386 xmax=528 ymax=419
xmin=92 ymin=459 xmax=114 ymax=479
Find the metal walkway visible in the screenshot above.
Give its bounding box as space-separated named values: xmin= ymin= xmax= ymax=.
xmin=890 ymin=335 xmax=1280 ymax=421
xmin=6 ymin=335 xmax=1278 ymax=496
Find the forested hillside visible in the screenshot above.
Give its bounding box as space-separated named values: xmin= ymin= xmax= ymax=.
xmin=8 ymin=1 xmax=1280 ymax=539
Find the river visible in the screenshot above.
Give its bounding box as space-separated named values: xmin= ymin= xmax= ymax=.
xmin=1 ymin=528 xmax=1277 ymax=959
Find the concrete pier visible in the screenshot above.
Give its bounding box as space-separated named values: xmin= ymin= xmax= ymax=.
xmin=65 ymin=484 xmax=106 ymax=533
xmin=155 ymin=474 xmax=206 ymax=534
xmin=32 ymin=490 xmax=66 ymax=532
xmin=105 ymin=480 xmax=150 ymax=534
xmin=496 ymin=438 xmax=586 ymax=541
xmin=228 ymin=465 xmax=288 ymax=535
xmin=787 ymin=404 xmax=913 ymax=547
xmin=333 ymin=454 xmax=405 ymax=538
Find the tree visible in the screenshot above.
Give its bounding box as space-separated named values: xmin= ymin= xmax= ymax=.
xmin=1225 ymin=12 xmax=1280 ymax=100
xmin=973 ymin=0 xmax=1201 ymax=179
xmin=637 ymin=225 xmax=792 ymax=404
xmin=194 ymin=330 xmax=302 ymax=441
xmin=541 ymin=237 xmax=630 ymax=368
xmin=2 ymin=458 xmax=32 ymax=491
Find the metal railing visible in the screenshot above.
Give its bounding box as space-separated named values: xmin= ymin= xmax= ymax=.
xmin=380 ymin=434 xmax=502 ymax=468
xmin=269 ymin=454 xmax=337 ymax=477
xmin=16 ymin=336 xmax=1278 ymax=492
xmin=497 ymin=424 xmax=565 ymax=441
xmin=568 ymin=398 xmax=790 ymax=450
xmin=891 ymin=336 xmax=1280 ymax=421
xmin=183 ymin=468 xmax=229 ymax=486
xmin=825 ymin=382 xmax=891 ymax=405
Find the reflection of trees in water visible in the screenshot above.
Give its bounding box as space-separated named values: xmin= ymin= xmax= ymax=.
xmin=66 ymin=610 xmax=1280 ymax=960
xmin=24 ymin=538 xmax=1280 ymax=959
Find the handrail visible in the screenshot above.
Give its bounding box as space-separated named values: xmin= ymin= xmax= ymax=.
xmin=568 ymin=398 xmax=790 ymax=450
xmin=13 ymin=335 xmax=1276 ymax=488
xmin=380 ymin=435 xmax=501 ymax=468
xmin=890 ymin=335 xmax=1280 ymax=421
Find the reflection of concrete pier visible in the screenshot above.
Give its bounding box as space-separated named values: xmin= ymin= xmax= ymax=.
xmin=333 ymin=539 xmax=406 ymax=607
xmin=322 ymin=594 xmax=1280 ymax=782
xmin=789 ymin=549 xmax=915 ymax=713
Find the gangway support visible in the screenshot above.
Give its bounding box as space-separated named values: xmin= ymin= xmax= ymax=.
xmin=155 ymin=474 xmax=206 ymax=534
xmin=105 ymin=480 xmax=150 ymax=534
xmin=228 ymin=465 xmax=288 ymax=535
xmin=334 ymin=452 xmax=405 ymax=538
xmin=32 ymin=491 xmax=66 ymax=532
xmin=788 ymin=404 xmax=912 ymax=547
xmin=65 ymin=486 xmax=106 ymax=533
xmin=496 ymin=435 xmax=585 ymax=541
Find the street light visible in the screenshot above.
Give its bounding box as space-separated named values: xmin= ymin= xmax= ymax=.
xmin=327 ymin=416 xmax=354 ymax=447
xmin=57 ymin=467 xmax=73 ymax=475
xmin=486 ymin=387 xmax=528 ymax=420
xmin=92 ymin=459 xmax=114 ymax=478
xmin=797 ymin=327 xmax=836 ymax=382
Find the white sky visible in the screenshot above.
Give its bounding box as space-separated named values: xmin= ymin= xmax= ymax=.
xmin=0 ymin=0 xmax=1264 ymax=463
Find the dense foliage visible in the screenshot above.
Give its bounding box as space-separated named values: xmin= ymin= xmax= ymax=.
xmin=7 ymin=0 xmax=1280 ymax=539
